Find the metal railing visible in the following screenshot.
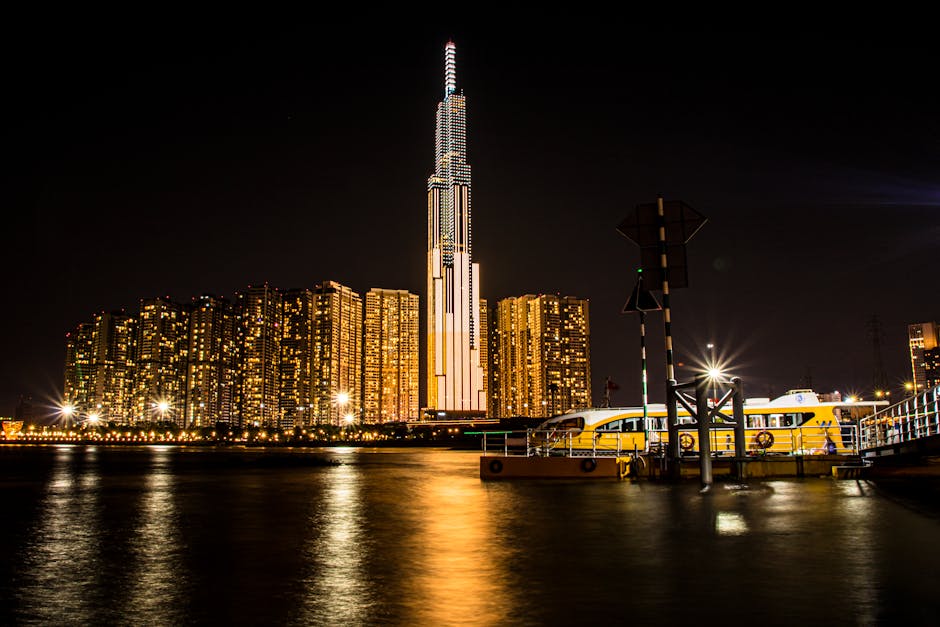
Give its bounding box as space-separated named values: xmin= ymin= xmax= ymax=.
xmin=859 ymin=385 xmax=940 ymax=450
xmin=480 ymin=426 xmax=859 ymax=458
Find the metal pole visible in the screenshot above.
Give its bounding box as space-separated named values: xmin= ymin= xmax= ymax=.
xmin=731 ymin=377 xmax=746 ymax=481
xmin=667 ymin=378 xmax=679 ymax=463
xmin=658 ymin=197 xmax=675 ymax=382
xmin=658 ymin=197 xmax=679 ymax=475
xmin=640 ymin=309 xmax=649 ymax=431
xmin=695 ymin=373 xmax=712 ymax=490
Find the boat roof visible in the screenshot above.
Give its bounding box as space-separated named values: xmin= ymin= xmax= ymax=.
xmin=537 ymin=390 xmax=887 ymax=428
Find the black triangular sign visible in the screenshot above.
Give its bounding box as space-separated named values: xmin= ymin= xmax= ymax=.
xmin=622 ymin=277 xmax=662 ymax=313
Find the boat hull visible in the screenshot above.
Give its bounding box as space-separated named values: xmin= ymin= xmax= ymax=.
xmin=480 ymin=455 xmax=631 ymax=480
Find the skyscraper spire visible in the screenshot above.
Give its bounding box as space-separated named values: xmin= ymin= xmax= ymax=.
xmin=428 ymin=40 xmax=485 ymax=415
xmin=444 ymin=41 xmax=457 ymax=97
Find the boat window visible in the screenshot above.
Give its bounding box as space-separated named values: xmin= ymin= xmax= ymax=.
xmin=550 ymin=417 xmax=584 ymax=431
xmin=597 ymin=418 xmax=641 ymax=432
xmin=799 ymin=412 xmax=815 ymax=425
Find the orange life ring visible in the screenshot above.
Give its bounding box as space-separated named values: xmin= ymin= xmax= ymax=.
xmin=489 ymin=459 xmax=504 ymax=474
xmin=581 ymin=458 xmax=597 ymax=473
xmin=679 ymin=433 xmax=695 ymax=451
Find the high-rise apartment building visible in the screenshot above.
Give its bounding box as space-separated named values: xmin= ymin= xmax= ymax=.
xmin=236 ymin=284 xmax=282 ymax=427
xmin=909 ymin=321 xmax=939 ymax=392
xmin=426 ymin=41 xmax=486 ymax=415
xmin=312 ymin=281 xmax=363 ymax=425
xmin=495 ymin=295 xmax=592 ymax=418
xmin=496 ymin=296 xmax=532 ymax=417
xmin=484 ymin=299 xmax=501 ymax=418
xmin=280 ymin=288 xmax=315 ymax=429
xmin=132 ymin=297 xmax=189 ymax=425
xmin=560 ymin=296 xmax=592 ymax=410
xmin=89 ymin=311 xmax=136 ymax=423
xmin=185 ymin=295 xmax=236 ymax=428
xmin=364 ymin=289 xmax=419 ymax=423
xmin=63 ymin=321 xmax=95 ymax=418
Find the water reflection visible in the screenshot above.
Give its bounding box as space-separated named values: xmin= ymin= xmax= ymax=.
xmin=300 ymin=454 xmax=370 ymax=624
xmin=125 ymin=446 xmax=187 ymax=624
xmin=4 ymin=447 xmax=940 ymax=625
xmin=409 ymin=454 xmax=512 ymax=626
xmin=19 ymin=446 xmax=100 ymax=624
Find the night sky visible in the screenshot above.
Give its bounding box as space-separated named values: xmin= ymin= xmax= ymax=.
xmin=6 ymin=21 xmax=939 ymax=417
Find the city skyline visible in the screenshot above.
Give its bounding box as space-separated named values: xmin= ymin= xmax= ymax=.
xmin=6 ymin=25 xmax=940 ymax=416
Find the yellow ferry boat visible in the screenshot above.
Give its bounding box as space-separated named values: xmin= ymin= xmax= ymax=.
xmin=479 ymin=390 xmax=885 ymax=479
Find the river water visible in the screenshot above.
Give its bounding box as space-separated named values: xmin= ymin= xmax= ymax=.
xmin=2 ymin=445 xmax=939 ymax=625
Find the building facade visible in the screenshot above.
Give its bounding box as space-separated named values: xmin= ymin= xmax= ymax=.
xmin=63 ymin=322 xmax=95 ymax=421
xmin=131 ymin=297 xmax=189 ymax=425
xmin=236 ymin=284 xmax=282 ymax=427
xmin=909 ymin=321 xmax=939 ymax=392
xmin=312 ymin=281 xmax=363 ymax=425
xmin=495 ymin=294 xmax=592 ymax=418
xmin=185 ymin=294 xmax=236 ymax=428
xmin=363 ymin=289 xmax=419 ymax=423
xmin=89 ymin=311 xmax=136 ymax=423
xmin=280 ymin=288 xmax=315 ymax=429
xmin=426 ymin=41 xmax=486 ymax=415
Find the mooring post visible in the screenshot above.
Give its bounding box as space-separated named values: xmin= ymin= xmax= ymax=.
xmin=695 ymin=373 xmax=712 ymax=490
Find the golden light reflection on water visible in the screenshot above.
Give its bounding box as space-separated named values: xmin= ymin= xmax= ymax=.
xmin=301 ymin=458 xmax=370 ymax=624
xmin=407 ymin=453 xmax=512 ymax=627
xmin=22 ymin=446 xmax=99 ymax=624
xmin=126 ymin=446 xmax=185 ymax=621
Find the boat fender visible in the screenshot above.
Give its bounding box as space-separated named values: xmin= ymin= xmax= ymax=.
xmin=581 ymin=458 xmax=597 ymax=473
xmin=755 ymin=430 xmax=775 ymax=449
xmin=488 ymin=459 xmax=504 ymax=474
xmin=679 ymin=433 xmax=695 ymax=451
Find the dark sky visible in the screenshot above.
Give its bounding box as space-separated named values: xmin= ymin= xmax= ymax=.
xmin=5 ymin=20 xmax=939 ymax=417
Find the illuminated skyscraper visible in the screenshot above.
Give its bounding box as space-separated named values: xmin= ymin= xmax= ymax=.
xmin=427 ymin=40 xmax=486 ymax=414
xmin=495 ymin=295 xmax=592 ymax=418
xmin=132 ymin=297 xmax=189 ymax=424
xmin=89 ymin=311 xmax=136 ymax=423
xmin=909 ymin=321 xmax=939 ymax=392
xmin=185 ymin=295 xmax=236 ymax=428
xmin=235 ymin=284 xmax=282 ymax=427
xmin=64 ymin=322 xmax=95 ymax=417
xmin=280 ymin=288 xmax=315 ymax=428
xmin=312 ymin=281 xmax=363 ymax=425
xmin=364 ymin=289 xmax=419 ymax=423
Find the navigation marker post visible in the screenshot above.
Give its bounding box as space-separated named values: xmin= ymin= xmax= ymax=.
xmin=622 ymin=268 xmax=662 ymax=439
xmin=617 ymin=197 xmax=706 ymax=470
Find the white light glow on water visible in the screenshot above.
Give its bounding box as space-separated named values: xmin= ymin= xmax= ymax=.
xmin=716 ymin=511 xmax=748 ymax=536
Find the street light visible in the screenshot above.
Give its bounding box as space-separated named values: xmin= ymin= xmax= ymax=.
xmin=706 ymin=343 xmax=717 ymax=403
xmin=61 ymin=404 xmax=75 ymax=428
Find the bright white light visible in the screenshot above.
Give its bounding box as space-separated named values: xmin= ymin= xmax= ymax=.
xmin=88 ymin=413 xmax=101 ymax=424
xmin=158 ymin=401 xmax=170 ymax=412
xmin=61 ymin=404 xmax=74 ymax=417
xmin=708 ymin=368 xmax=722 ymax=380
xmin=336 ymin=392 xmax=350 ymax=406
xmin=344 ymin=414 xmax=355 ymax=424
